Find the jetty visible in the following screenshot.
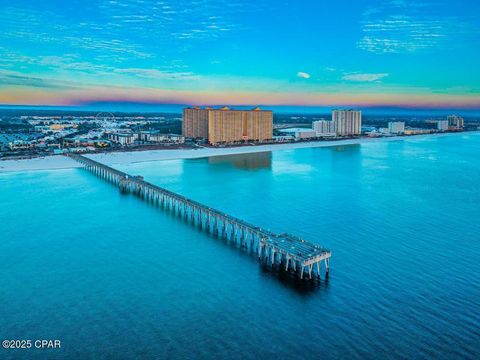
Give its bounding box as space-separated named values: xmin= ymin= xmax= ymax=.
xmin=67 ymin=153 xmax=331 ymax=280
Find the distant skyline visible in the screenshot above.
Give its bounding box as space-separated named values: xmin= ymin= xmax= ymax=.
xmin=0 ymin=0 xmax=479 ymax=112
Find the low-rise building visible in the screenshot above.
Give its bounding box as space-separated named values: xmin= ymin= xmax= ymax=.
xmin=34 ymin=125 xmax=51 ymax=132
xmin=68 ymin=147 xmax=90 ymax=153
xmin=273 ymin=135 xmax=295 ymax=142
xmin=108 ymin=133 xmax=136 ymax=145
xmin=294 ymin=129 xmax=317 ymax=140
xmin=149 ymin=134 xmax=185 ymax=143
xmin=404 ymin=129 xmax=434 ymax=135
xmin=278 ymin=127 xmax=316 ymax=140
xmin=63 ymin=137 xmax=110 ymax=148
xmin=141 ymin=132 xmax=185 ymax=144
xmin=8 ymin=141 xmax=36 ymax=150
xmin=365 ymin=130 xmax=383 ymax=137
xmin=135 ymin=131 xmax=154 ymax=142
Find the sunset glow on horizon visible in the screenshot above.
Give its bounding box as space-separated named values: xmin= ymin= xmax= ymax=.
xmin=1 ymin=0 xmax=479 ymax=111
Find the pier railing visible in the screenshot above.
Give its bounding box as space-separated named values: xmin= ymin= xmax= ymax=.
xmin=67 ymin=153 xmax=331 ymax=280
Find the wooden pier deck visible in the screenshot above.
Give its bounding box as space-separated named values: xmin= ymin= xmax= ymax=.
xmin=67 ymin=153 xmax=331 ymax=280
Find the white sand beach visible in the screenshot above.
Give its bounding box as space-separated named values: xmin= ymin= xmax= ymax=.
xmin=0 ymin=133 xmax=461 ymax=173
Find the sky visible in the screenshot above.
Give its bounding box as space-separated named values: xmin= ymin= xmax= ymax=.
xmin=0 ymin=0 xmax=479 ymax=112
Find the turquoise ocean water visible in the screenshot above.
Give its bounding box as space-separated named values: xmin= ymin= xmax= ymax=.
xmin=1 ymin=132 xmax=479 ymax=359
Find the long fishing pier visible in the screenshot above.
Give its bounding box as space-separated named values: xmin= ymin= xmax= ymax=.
xmin=68 ymin=153 xmax=331 ymax=280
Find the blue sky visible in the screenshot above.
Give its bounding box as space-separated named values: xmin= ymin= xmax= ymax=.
xmin=0 ymin=0 xmax=479 ymax=111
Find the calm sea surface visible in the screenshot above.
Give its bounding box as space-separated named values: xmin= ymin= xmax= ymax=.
xmin=1 ymin=133 xmax=479 ymax=359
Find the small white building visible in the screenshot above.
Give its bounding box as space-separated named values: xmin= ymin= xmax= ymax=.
xmin=148 ymin=133 xmax=185 ymax=143
xmin=278 ymin=127 xmax=317 ymax=140
xmin=108 ymin=133 xmax=136 ymax=145
xmin=273 ymin=135 xmax=295 ymax=142
xmin=388 ymin=121 xmax=405 ymax=134
xmin=294 ymin=129 xmax=317 ymax=140
xmin=34 ymin=125 xmax=51 ymax=132
xmin=68 ymin=147 xmax=89 ymax=153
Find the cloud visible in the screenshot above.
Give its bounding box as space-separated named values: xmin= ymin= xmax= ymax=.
xmin=297 ymin=72 xmax=311 ymax=79
xmin=101 ymin=0 xmax=263 ymax=42
xmin=0 ymin=7 xmax=152 ymax=60
xmin=358 ymin=1 xmax=470 ymax=54
xmin=0 ymin=70 xmax=80 ymax=89
xmin=114 ymin=68 xmax=199 ymax=80
xmin=342 ymin=73 xmax=389 ymax=82
xmin=0 ymin=0 xmax=267 ymax=68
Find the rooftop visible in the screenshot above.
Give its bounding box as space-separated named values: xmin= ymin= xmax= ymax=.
xmin=186 ymin=106 xmax=270 ymax=112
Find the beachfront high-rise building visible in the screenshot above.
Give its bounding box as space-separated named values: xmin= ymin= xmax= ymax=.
xmin=312 ymin=120 xmax=336 ymax=137
xmin=388 ymin=121 xmax=405 ymax=134
xmin=332 ymin=110 xmax=362 ymax=136
xmin=437 ymin=120 xmax=449 ymax=131
xmin=447 ymin=115 xmax=464 ymax=129
xmin=182 ymin=106 xmax=210 ymax=140
xmin=183 ymin=107 xmax=273 ymax=145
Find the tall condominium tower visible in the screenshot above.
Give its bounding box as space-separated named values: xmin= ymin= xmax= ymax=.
xmin=447 ymin=115 xmax=464 ymax=129
xmin=332 ymin=110 xmax=362 ymax=136
xmin=183 ymin=107 xmax=273 ymax=145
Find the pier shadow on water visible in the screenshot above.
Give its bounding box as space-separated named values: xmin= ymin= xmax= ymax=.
xmin=207 ymin=151 xmax=272 ymax=170
xmin=150 ymin=200 xmax=328 ymax=294
xmin=258 ymin=262 xmax=329 ymax=294
xmin=199 ymin=224 xmax=329 ymax=294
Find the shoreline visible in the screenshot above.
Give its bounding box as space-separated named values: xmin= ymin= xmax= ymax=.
xmin=0 ymin=132 xmax=475 ymax=173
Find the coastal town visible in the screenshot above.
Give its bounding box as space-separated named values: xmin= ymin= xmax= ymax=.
xmin=2 ymin=0 xmax=480 ymax=356
xmin=0 ymin=107 xmax=475 ymax=160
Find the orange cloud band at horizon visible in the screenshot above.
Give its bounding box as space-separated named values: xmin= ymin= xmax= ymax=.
xmin=1 ymin=86 xmax=480 ymax=109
